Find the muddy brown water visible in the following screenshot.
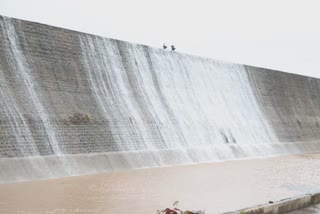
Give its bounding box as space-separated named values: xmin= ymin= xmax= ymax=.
xmin=1 ymin=154 xmax=320 ymax=214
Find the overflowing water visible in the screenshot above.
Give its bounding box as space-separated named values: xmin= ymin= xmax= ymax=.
xmin=79 ymin=35 xmax=278 ymax=162
xmin=0 ymin=18 xmax=62 ymax=156
xmin=0 ymin=17 xmax=67 ymax=181
xmin=3 ymin=18 xmax=61 ymax=155
xmin=0 ymin=61 xmax=38 ymax=157
xmin=2 ymin=16 xmax=320 ymax=183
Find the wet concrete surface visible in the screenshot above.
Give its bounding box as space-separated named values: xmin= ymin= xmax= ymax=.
xmin=288 ymin=203 xmax=320 ymax=214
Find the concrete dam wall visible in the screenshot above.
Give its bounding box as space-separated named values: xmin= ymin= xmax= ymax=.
xmin=1 ymin=15 xmax=320 ymax=183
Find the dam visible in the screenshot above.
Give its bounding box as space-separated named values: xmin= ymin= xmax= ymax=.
xmin=1 ymin=15 xmax=320 ymax=184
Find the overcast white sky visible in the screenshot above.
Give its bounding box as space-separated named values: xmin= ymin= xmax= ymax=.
xmin=1 ymin=0 xmax=320 ymax=78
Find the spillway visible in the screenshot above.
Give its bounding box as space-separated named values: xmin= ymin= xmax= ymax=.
xmin=1 ymin=15 xmax=320 ymax=183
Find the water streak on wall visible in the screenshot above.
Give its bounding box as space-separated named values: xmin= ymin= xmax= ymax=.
xmin=1 ymin=16 xmax=320 ymax=183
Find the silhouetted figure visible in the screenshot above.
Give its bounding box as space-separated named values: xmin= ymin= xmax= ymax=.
xmin=163 ymin=43 xmax=167 ymax=49
xmin=171 ymin=45 xmax=176 ymax=51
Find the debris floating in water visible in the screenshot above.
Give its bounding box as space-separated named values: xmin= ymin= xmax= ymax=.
xmin=157 ymin=201 xmax=205 ymax=214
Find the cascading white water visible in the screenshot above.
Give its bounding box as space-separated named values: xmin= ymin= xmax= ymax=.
xmin=1 ymin=18 xmax=62 ymax=156
xmin=3 ymin=15 xmax=320 ymax=183
xmin=79 ymin=35 xmax=279 ymax=163
xmin=0 ymin=64 xmax=39 ymax=157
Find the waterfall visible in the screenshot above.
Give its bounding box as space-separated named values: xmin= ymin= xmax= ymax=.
xmin=3 ymin=15 xmax=320 ymax=183
xmin=79 ymin=35 xmax=278 ymax=163
xmin=1 ymin=17 xmax=62 ymax=156
xmin=0 ymin=64 xmax=38 ymax=157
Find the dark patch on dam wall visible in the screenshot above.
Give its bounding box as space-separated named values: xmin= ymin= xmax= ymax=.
xmin=1 ymin=15 xmax=320 ymax=161
xmin=245 ymin=66 xmax=320 ymax=142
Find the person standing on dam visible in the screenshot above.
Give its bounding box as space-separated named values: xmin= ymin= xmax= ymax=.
xmin=163 ymin=43 xmax=167 ymax=49
xmin=162 ymin=44 xmax=176 ymax=51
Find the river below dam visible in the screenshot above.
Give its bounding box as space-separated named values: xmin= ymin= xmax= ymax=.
xmin=1 ymin=153 xmax=320 ymax=214
xmin=1 ymin=15 xmax=320 ymax=214
xmin=2 ymin=15 xmax=320 ymax=185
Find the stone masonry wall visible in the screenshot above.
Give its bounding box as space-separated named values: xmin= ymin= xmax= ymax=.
xmin=1 ymin=15 xmax=320 ymax=159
